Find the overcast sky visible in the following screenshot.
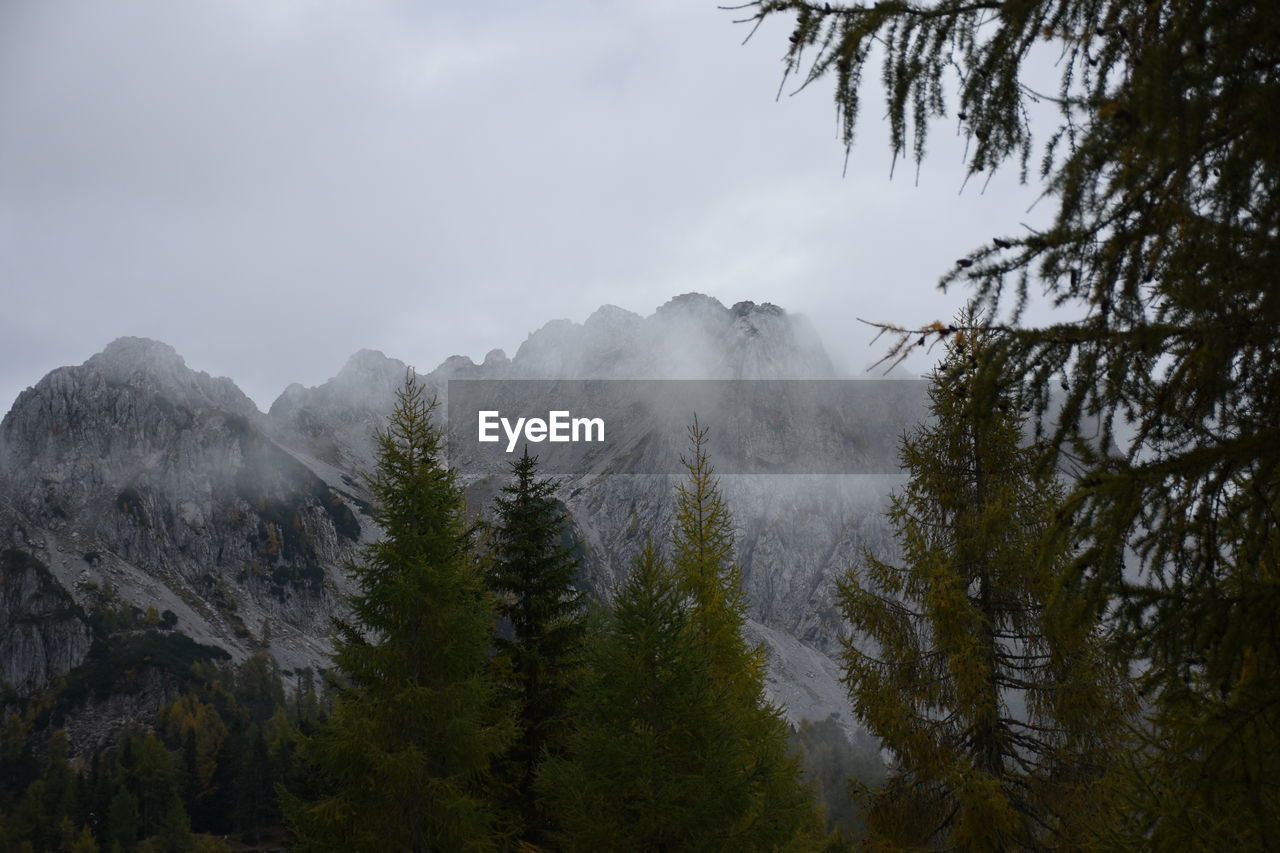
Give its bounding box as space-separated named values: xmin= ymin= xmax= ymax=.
xmin=0 ymin=0 xmax=1054 ymax=413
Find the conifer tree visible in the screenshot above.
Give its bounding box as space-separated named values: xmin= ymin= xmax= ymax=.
xmin=838 ymin=336 xmax=1132 ymax=850
xmin=672 ymin=418 xmax=753 ymax=680
xmin=485 ymin=447 xmax=586 ymax=844
xmin=669 ymin=419 xmax=819 ymax=849
xmin=283 ymin=374 xmax=513 ymax=852
xmin=105 ymin=787 xmax=139 ymax=851
xmin=538 ymin=541 xmax=750 ymax=851
xmin=737 ymin=2 xmax=1280 ymax=842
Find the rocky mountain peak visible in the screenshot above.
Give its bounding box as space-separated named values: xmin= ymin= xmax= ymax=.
xmin=335 ymin=348 xmax=406 ymax=385
xmin=731 ymin=299 xmax=784 ymax=318
xmin=94 ymin=336 xmax=185 ymax=372
xmin=269 ymin=349 xmax=407 ymax=420
xmin=508 ymin=293 xmax=835 ymax=379
xmin=655 ymin=291 xmax=732 ymax=320
xmin=327 ymin=349 xmax=410 ymax=405
xmin=435 ymin=354 xmax=483 ymax=379
xmin=583 ymin=304 xmax=643 ymax=330
xmin=267 ymin=348 xmax=426 ymax=472
xmin=482 ymin=349 xmax=511 ymax=371
xmin=0 ymin=338 xmax=257 ymax=488
xmin=79 ymin=336 xmax=259 ymax=420
xmin=0 ymin=339 xmax=367 ymax=691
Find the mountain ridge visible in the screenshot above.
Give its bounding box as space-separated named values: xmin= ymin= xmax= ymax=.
xmin=0 ymin=294 xmax=907 ymax=749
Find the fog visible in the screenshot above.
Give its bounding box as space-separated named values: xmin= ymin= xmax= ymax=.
xmin=0 ymin=0 xmax=1054 ymax=415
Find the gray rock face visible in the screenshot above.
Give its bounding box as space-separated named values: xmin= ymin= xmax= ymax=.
xmin=269 ymin=347 xmax=412 ymax=473
xmin=508 ymin=295 xmax=835 ymax=381
xmin=57 ymin=666 xmax=176 ymax=759
xmin=1 ymin=296 xmax=917 ymax=743
xmin=0 ymin=543 xmax=92 ymax=697
xmin=0 ymin=337 xmax=367 ymax=682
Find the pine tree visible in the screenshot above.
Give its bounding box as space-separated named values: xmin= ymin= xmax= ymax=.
xmin=538 ymin=541 xmax=749 ymax=851
xmin=838 ymin=336 xmax=1132 ymax=850
xmin=668 ymin=419 xmax=820 ymax=849
xmin=737 ymin=2 xmax=1280 ymax=843
xmin=124 ymin=731 xmax=181 ymax=842
xmin=7 ymin=730 xmax=77 ymax=852
xmin=106 ymin=787 xmax=139 ymax=852
xmin=283 ymin=374 xmax=513 ymax=852
xmin=486 ymin=447 xmax=586 ymax=844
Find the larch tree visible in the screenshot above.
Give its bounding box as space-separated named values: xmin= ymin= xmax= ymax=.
xmin=839 ymin=335 xmax=1132 ymax=850
xmin=283 ymin=374 xmax=513 ymax=853
xmin=669 ymin=419 xmax=820 ymax=850
xmin=734 ymin=0 xmax=1280 ymax=844
xmin=536 ymin=541 xmax=756 ymax=852
xmin=539 ymin=422 xmax=822 ymax=851
xmin=485 ymin=447 xmax=586 ymax=845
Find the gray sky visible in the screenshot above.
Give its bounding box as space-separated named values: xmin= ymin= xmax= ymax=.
xmin=0 ymin=0 xmax=1052 ymax=413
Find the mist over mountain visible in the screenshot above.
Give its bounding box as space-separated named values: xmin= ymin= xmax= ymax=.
xmin=0 ymin=295 xmax=919 ymax=750
xmin=267 ymin=294 xmax=842 ymax=474
xmin=509 ymin=294 xmax=836 ymax=380
xmin=0 ymin=339 xmax=365 ymax=697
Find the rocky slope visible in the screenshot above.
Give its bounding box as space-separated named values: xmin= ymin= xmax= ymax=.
xmin=0 ymin=546 xmax=92 ymax=698
xmin=0 ymin=338 xmax=367 ymax=684
xmin=0 ymin=296 xmax=921 ymax=745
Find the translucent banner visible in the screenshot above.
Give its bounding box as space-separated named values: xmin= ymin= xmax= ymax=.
xmin=445 ymin=379 xmax=928 ymax=476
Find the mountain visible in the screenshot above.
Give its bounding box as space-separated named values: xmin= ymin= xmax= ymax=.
xmin=0 ymin=339 xmax=365 ymax=685
xmin=0 ymin=296 xmax=918 ymax=750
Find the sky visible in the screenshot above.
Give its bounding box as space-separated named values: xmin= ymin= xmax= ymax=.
xmin=0 ymin=0 xmax=1055 ymax=413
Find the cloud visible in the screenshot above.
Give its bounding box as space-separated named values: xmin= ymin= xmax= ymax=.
xmin=0 ymin=0 xmax=1049 ymax=411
